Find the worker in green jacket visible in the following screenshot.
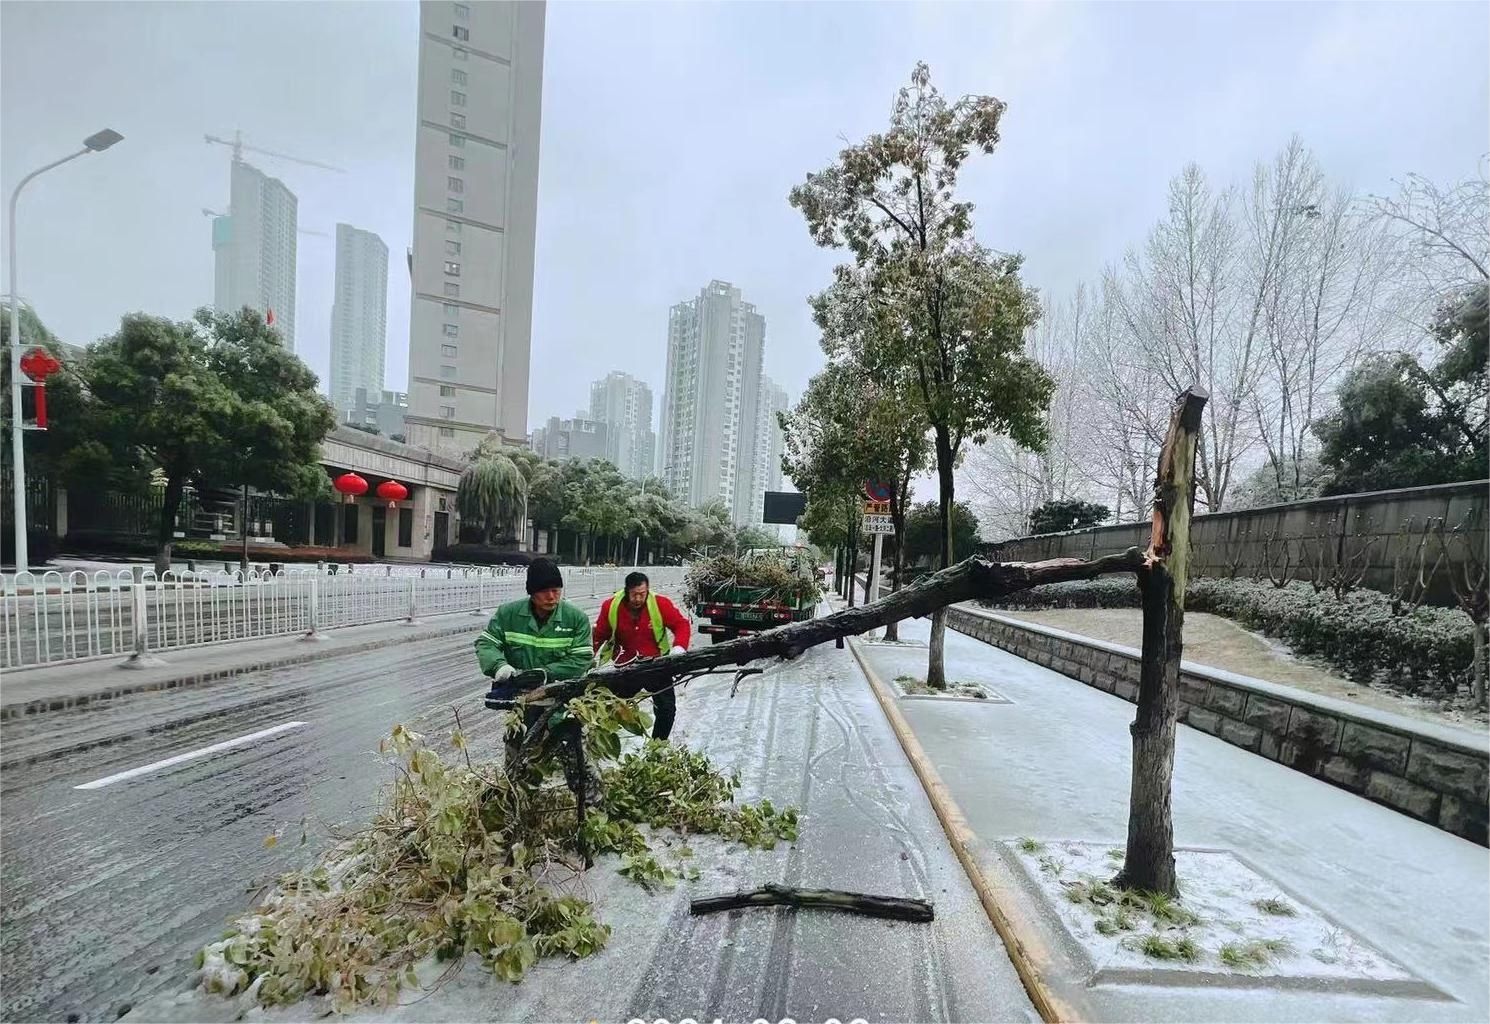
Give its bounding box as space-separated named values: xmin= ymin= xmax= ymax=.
xmin=476 ymin=558 xmax=600 ymax=794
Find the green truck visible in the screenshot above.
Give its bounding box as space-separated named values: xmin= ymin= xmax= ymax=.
xmin=688 ymin=548 xmax=823 ymax=644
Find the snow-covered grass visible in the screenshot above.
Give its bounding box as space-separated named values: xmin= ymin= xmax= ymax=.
xmin=1007 ymin=840 xmax=1416 ymax=985
xmin=893 ymin=675 xmax=995 ymax=701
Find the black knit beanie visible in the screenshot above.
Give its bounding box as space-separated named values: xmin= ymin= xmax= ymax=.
xmin=526 ymin=557 xmax=564 ymax=594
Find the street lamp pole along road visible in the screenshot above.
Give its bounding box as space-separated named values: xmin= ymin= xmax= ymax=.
xmin=6 ymin=128 xmax=124 ymax=573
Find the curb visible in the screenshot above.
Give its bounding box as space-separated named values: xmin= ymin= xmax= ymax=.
xmin=0 ymin=620 xmax=480 ymax=722
xmin=846 ymin=635 xmax=1074 ymax=1024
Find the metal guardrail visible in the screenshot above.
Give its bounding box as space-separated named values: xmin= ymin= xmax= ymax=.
xmin=0 ymin=564 xmax=673 ymax=671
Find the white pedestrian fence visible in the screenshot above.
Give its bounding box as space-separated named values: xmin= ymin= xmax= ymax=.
xmin=1 ymin=564 xmax=675 ymax=671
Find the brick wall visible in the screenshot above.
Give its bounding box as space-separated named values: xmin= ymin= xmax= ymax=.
xmin=946 ymin=605 xmax=1489 ymax=846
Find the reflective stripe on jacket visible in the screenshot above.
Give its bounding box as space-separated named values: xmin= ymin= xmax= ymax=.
xmin=475 ymin=597 xmax=595 ymax=679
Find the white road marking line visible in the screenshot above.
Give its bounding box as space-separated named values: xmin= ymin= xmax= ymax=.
xmin=74 ymin=721 xmax=309 ymax=790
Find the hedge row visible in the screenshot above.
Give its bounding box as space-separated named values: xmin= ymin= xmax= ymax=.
xmin=982 ymin=577 xmax=1477 ymax=697
xmin=437 ymin=543 xmax=533 ymax=567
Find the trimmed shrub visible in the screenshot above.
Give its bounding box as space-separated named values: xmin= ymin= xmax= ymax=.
xmin=1187 ymin=579 xmax=1472 ymax=697
xmin=982 ymin=575 xmax=1142 ymax=611
xmin=982 ymin=577 xmax=1475 ymax=696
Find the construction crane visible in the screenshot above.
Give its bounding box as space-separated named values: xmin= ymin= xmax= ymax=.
xmin=201 ymin=207 xmax=327 ymax=238
xmin=204 ymin=130 xmax=345 ymax=174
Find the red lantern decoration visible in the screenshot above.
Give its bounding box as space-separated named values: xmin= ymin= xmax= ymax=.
xmin=18 ymin=348 xmax=62 ymax=430
xmin=376 ymin=480 xmax=409 ymax=507
xmin=333 ymin=473 xmax=368 ymax=502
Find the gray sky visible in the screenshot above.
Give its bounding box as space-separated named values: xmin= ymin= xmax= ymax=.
xmin=3 ymin=0 xmax=1487 ymax=446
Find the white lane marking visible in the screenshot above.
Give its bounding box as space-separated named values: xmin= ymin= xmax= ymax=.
xmin=74 ymin=721 xmax=309 ymax=790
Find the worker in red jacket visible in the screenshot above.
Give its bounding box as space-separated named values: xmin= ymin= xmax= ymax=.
xmin=593 ymin=571 xmax=691 ymax=740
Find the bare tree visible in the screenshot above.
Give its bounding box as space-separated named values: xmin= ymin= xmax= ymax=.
xmin=964 ymin=287 xmax=1091 ymax=537
xmin=1248 ymin=141 xmax=1397 ymax=502
xmin=1082 ymin=274 xmax=1166 ymax=522
xmin=1371 ymin=168 xmax=1490 ymax=323
xmin=1111 ymin=164 xmax=1263 ymax=511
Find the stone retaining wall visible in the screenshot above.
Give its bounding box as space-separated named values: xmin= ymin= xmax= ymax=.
xmin=946 ymin=605 xmax=1489 ymax=846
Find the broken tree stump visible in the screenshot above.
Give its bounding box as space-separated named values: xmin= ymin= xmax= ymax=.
xmin=690 ymin=883 xmax=934 ymax=923
xmin=1114 ymin=385 xmax=1208 ymax=898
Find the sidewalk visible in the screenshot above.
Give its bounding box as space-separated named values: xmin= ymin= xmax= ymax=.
xmin=850 ymin=616 xmax=1490 ymax=1023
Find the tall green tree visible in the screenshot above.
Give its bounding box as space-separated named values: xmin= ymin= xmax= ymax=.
xmin=781 ymin=352 xmax=928 ymax=627
xmin=1314 ymin=284 xmax=1487 ymax=494
xmin=791 ymin=63 xmax=1052 ymax=684
xmin=1028 ymin=499 xmax=1112 ymax=535
xmin=457 ymin=452 xmax=527 ymax=545
xmin=80 ymin=308 xmax=335 ymax=573
xmin=904 ymin=501 xmax=980 ymax=564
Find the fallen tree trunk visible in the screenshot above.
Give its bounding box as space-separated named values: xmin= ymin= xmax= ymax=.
xmin=690 ymin=883 xmax=934 ymax=923
xmin=514 ymin=547 xmax=1143 ymax=706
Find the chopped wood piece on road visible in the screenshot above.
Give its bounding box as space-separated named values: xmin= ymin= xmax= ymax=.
xmin=690 ymin=883 xmax=934 ymax=923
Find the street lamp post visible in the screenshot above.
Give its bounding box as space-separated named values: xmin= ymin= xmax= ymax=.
xmin=7 ymin=128 xmax=123 ymax=573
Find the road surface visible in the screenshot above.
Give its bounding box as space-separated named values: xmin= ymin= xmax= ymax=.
xmin=0 ymin=586 xmax=1037 ymax=1022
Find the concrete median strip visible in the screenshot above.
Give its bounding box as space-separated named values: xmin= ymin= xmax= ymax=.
xmin=846 ymin=634 xmax=1073 ymax=1024
xmin=74 ymin=720 xmax=308 ymax=790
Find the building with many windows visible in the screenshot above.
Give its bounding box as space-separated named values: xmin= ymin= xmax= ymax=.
xmin=346 ymin=387 xmax=408 ymax=439
xmin=658 ymin=280 xmax=765 ymax=523
xmin=530 ymin=415 xmax=608 ymax=463
xmin=404 ymin=0 xmax=545 ymax=451
xmin=329 ymin=224 xmax=389 ymax=417
xmin=212 ymin=159 xmax=297 ymax=350
xmin=588 ymin=371 xmax=655 ymax=481
xmin=756 ymin=375 xmax=789 ymax=503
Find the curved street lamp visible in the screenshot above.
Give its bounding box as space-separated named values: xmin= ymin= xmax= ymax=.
xmin=7 ymin=128 xmax=124 ymax=573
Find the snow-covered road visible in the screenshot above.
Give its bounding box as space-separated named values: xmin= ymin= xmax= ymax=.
xmin=1 ymin=588 xmax=1037 ymax=1023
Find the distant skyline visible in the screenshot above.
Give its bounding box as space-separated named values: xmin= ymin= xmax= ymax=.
xmin=3 ymin=1 xmax=1486 ymax=449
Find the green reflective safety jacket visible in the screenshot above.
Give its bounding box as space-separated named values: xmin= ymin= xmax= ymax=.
xmin=475 ymin=597 xmax=595 ymax=680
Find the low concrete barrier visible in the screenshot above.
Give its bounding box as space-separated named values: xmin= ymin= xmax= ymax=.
xmin=947 ymin=604 xmax=1489 ymax=846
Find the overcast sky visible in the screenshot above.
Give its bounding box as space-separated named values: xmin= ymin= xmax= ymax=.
xmin=3 ymin=0 xmax=1486 ymax=446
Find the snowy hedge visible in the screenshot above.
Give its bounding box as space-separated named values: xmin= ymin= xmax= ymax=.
xmin=982 ymin=577 xmax=1476 ymax=697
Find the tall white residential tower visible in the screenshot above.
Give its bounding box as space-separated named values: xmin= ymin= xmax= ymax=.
xmin=212 ymin=159 xmax=297 ymax=349
xmin=404 ymin=0 xmax=545 ymax=451
xmin=658 ymin=281 xmax=765 ymax=523
xmin=589 ymin=371 xmax=655 ymax=481
xmin=329 ymin=224 xmax=389 ymax=417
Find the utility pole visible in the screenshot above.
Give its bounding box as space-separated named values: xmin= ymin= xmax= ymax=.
xmin=8 ymin=129 xmax=124 ymax=573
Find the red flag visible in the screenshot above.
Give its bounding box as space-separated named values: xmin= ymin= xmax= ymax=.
xmin=266 ymin=308 xmax=276 ymax=325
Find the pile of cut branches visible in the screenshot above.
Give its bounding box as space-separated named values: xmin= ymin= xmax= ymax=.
xmin=196 ymin=691 xmax=796 ymax=1010
xmin=683 ymin=550 xmax=823 ymax=607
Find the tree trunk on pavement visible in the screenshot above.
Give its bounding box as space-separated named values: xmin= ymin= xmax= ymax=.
xmin=928 ymin=425 xmax=956 ymax=689
xmin=154 ymin=473 xmax=184 ymax=576
xmin=884 ymin=474 xmax=910 ymax=642
xmin=1114 ymin=386 xmax=1208 ymax=899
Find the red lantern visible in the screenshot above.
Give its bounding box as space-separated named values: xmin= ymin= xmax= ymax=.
xmin=333 ymin=473 xmax=368 ymax=502
xmin=376 ymin=480 xmax=409 ymax=507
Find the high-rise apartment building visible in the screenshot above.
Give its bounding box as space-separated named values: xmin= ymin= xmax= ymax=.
xmin=404 ymin=0 xmax=545 ymax=452
xmin=589 ymin=371 xmax=655 ymax=481
xmin=212 ymin=159 xmax=297 ymax=349
xmin=757 ymin=375 xmax=789 ymax=496
xmin=329 ymin=224 xmax=389 ymax=417
xmin=658 ymin=281 xmax=765 ymax=523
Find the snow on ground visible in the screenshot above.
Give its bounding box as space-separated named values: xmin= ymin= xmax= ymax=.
xmin=1006 ymin=839 xmax=1426 ymax=990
